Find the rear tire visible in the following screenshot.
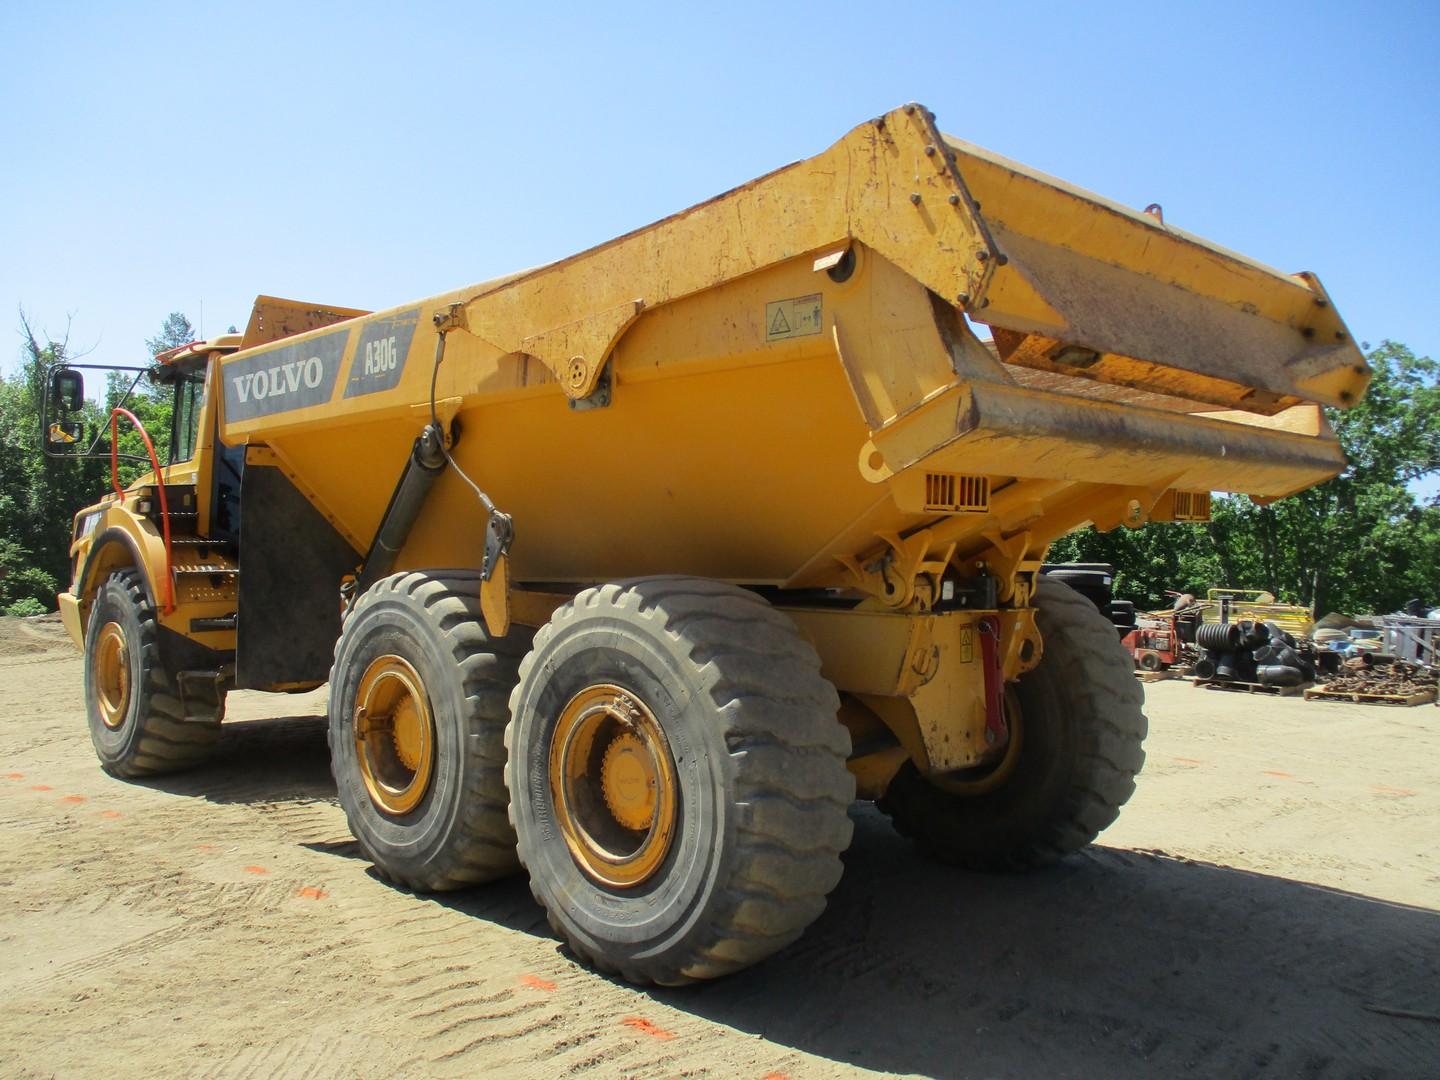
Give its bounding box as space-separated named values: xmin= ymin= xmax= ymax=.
xmin=879 ymin=577 xmax=1147 ymax=869
xmin=506 ymin=577 xmax=854 ymax=985
xmin=84 ymin=569 xmax=221 ymax=777
xmin=328 ymin=571 xmax=532 ymax=892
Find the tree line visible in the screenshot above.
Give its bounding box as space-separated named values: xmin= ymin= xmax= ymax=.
xmin=1 ymin=318 xmax=1435 ymax=619
xmin=0 ymin=312 xmax=191 ymax=616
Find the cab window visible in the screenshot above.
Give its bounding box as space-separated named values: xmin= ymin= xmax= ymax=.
xmin=171 ymin=373 xmax=205 ymax=464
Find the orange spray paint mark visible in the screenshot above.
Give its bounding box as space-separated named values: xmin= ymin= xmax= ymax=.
xmin=98 ymin=810 xmax=122 ymax=819
xmin=295 ymin=886 xmax=328 ymax=900
xmin=6 ymin=772 xmax=23 ymax=780
xmin=30 ymin=784 xmax=52 ymax=792
xmin=622 ymin=1017 xmax=675 ymax=1040
xmin=519 ymin=974 xmax=557 ymax=991
xmin=61 ymin=795 xmax=86 ymax=804
xmin=762 ymin=1073 xmax=795 ymax=1080
xmin=1261 ymin=770 xmax=1296 ymax=780
xmin=243 ymin=865 xmax=270 ymax=875
xmin=1370 ymin=784 xmax=1417 ymax=797
xmin=195 ymin=844 xmax=219 ymax=853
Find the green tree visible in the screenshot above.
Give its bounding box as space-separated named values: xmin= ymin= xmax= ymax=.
xmin=0 ymin=314 xmax=107 ymax=612
xmin=145 ymin=312 xmax=196 ymax=358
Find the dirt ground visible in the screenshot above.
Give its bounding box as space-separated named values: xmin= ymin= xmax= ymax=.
xmin=2 ymin=613 xmax=1436 ymax=1079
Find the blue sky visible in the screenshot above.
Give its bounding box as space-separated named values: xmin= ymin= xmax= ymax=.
xmin=3 ymin=1 xmax=1436 ymax=399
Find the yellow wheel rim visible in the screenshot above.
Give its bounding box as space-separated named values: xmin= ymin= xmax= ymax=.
xmin=94 ymin=622 xmax=130 ymax=730
xmin=548 ymin=684 xmax=678 ymax=889
xmin=354 ymin=655 xmax=435 ymax=816
xmin=933 ymin=685 xmax=1024 ymax=797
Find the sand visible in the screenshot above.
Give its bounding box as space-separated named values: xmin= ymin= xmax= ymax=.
xmin=1 ymin=619 xmax=1436 ymax=1078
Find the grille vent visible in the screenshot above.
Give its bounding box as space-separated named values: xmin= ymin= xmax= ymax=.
xmin=1172 ymin=491 xmax=1211 ymax=521
xmin=923 ymin=473 xmax=990 ymax=513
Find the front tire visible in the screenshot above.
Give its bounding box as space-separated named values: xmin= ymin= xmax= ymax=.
xmin=506 ymin=577 xmax=854 ymax=985
xmin=84 ymin=569 xmax=221 ymax=777
xmin=328 ymin=571 xmax=532 ymax=892
xmin=879 ymin=576 xmax=1147 ymax=869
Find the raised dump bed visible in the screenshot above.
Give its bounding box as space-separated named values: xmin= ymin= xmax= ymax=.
xmin=48 ymin=104 xmax=1370 ymax=984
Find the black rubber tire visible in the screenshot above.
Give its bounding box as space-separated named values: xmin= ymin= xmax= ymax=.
xmin=505 ymin=576 xmax=854 ymax=985
xmin=878 ymin=576 xmax=1147 ymax=870
xmin=84 ymin=569 xmax=222 ymax=777
xmin=328 ymin=570 xmax=532 ymax=892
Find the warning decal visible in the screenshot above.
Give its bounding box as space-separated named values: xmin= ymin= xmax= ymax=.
xmin=959 ymin=626 xmax=975 ymax=664
xmin=765 ymin=294 xmax=823 ymax=342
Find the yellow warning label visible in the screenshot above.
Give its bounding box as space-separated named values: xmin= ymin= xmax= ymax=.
xmin=959 ymin=626 xmax=975 ymax=664
xmin=765 ymin=294 xmax=823 ymax=342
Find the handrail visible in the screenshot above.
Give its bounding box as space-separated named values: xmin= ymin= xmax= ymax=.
xmin=109 ymin=408 xmax=175 ymax=614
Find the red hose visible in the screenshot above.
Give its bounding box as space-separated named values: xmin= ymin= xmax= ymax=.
xmin=110 ymin=408 xmax=174 ymax=613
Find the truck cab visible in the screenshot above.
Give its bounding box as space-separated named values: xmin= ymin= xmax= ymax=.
xmin=52 ymin=337 xmax=245 ymax=740
xmin=48 ymin=294 xmax=372 ymax=777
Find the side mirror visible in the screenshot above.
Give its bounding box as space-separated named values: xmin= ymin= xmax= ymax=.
xmin=51 ymin=367 xmax=85 ymax=412
xmin=48 ymin=420 xmax=84 ymax=445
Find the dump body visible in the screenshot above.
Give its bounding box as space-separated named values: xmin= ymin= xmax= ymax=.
xmin=212 ymin=105 xmax=1363 ymax=602
xmin=57 ymin=103 xmax=1369 ymax=742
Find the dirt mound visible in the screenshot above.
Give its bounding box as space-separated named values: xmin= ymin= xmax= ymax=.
xmin=0 ymin=612 xmax=73 ymax=662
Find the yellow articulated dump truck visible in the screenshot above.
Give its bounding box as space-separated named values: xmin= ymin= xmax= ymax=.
xmin=46 ymin=104 xmax=1368 ymax=984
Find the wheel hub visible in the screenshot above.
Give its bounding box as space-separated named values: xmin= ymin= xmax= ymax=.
xmin=601 ymin=732 xmax=659 ymax=831
xmin=354 ymin=655 xmax=435 ymax=816
xmin=94 ymin=622 xmax=130 ymax=730
xmin=548 ymin=684 xmax=677 ymax=889
xmin=932 ymin=684 xmax=1025 ymax=796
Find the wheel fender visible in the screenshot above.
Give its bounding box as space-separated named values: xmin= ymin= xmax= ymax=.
xmin=78 ymin=527 xmax=157 ymax=617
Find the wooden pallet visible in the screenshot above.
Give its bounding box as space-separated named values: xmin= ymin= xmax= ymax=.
xmin=1303 ymin=685 xmax=1437 ymax=707
xmin=1136 ymin=669 xmax=1177 ymax=683
xmin=1196 ymin=679 xmax=1308 ymax=697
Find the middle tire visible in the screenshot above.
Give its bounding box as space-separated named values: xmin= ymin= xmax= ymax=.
xmin=329 ymin=570 xmax=533 ymax=892
xmin=506 ymin=576 xmax=854 ymax=985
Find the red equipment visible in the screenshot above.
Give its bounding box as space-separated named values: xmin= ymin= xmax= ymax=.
xmin=1122 ymin=614 xmax=1182 ymax=671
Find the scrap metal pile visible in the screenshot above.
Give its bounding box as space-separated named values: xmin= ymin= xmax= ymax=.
xmin=1316 ymin=658 xmax=1438 ymax=698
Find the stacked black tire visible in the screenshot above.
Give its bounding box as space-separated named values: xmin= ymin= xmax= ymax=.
xmin=1040 ymin=563 xmax=1136 ymax=637
xmin=1193 ymin=620 xmax=1315 ymax=687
